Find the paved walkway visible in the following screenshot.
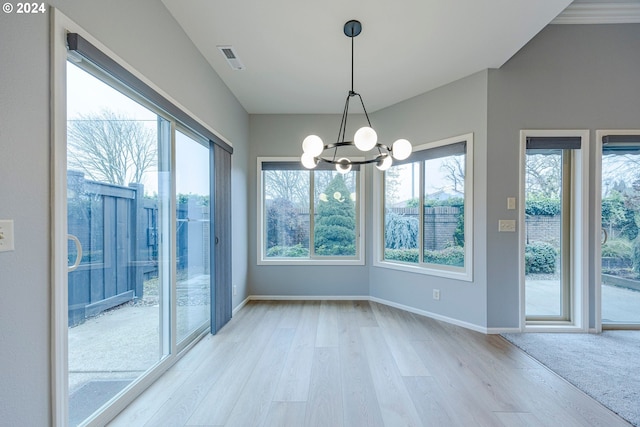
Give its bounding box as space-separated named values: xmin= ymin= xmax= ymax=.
xmin=68 ymin=275 xmax=210 ymax=426
xmin=526 ymin=280 xmax=640 ymax=323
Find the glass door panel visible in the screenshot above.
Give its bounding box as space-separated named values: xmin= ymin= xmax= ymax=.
xmin=525 ymin=149 xmax=570 ymax=320
xmin=601 ymin=141 xmax=640 ymax=326
xmin=67 ymin=62 xmax=170 ymax=426
xmin=175 ymin=130 xmax=211 ymax=344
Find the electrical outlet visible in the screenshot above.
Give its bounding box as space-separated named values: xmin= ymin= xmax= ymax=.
xmin=433 ymin=289 xmax=440 ymax=300
xmin=0 ymin=220 xmax=15 ymax=252
xmin=507 ymin=197 xmax=516 ymax=210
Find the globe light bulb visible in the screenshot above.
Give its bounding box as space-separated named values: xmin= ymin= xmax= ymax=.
xmin=301 ymin=152 xmax=318 ymax=169
xmin=376 ymin=155 xmax=393 ymax=171
xmin=391 ymin=139 xmax=412 ymax=160
xmin=302 ymin=135 xmax=324 ymax=157
xmin=354 ymin=126 xmax=377 ymax=151
xmin=335 ymin=157 xmax=352 ymax=174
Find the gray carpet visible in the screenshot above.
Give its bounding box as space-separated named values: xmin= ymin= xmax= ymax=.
xmin=503 ymin=331 xmax=640 ymax=427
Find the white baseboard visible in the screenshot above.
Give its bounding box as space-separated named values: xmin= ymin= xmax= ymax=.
xmin=522 ymin=325 xmax=589 ymax=333
xmin=249 ymin=295 xmax=369 ymax=301
xmin=368 ymin=296 xmax=488 ymax=334
xmin=487 ymin=327 xmax=522 ymax=334
xmin=232 ymin=296 xmax=250 ymax=316
xmin=232 ymin=295 xmax=600 ymax=336
xmin=237 ymin=294 xmax=488 ymax=334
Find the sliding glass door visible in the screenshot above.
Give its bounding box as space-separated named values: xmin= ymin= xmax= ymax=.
xmin=600 ymin=135 xmax=640 ymax=328
xmin=67 ymin=62 xmax=172 ymax=425
xmin=66 ymin=55 xmax=220 ymax=424
xmin=175 ymin=129 xmax=211 ymax=345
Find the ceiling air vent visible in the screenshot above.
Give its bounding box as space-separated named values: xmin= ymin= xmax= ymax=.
xmin=217 ymin=45 xmax=245 ymax=71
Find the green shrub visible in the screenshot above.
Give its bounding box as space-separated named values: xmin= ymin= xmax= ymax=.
xmin=602 ymin=192 xmax=638 ymax=240
xmin=601 ymin=238 xmax=633 ymax=261
xmin=424 ymin=246 xmax=465 ymax=267
xmin=314 ymin=175 xmax=356 ymax=256
xmin=385 ymin=246 xmax=465 ymax=266
xmin=384 ymin=248 xmax=420 ymax=263
xmin=266 ymin=244 xmax=309 ymax=258
xmin=525 ymin=196 xmax=561 ymax=216
xmin=385 ymin=211 xmax=418 ymax=250
xmin=525 ymin=242 xmax=557 ymax=274
xmin=634 ymin=237 xmax=640 ymax=275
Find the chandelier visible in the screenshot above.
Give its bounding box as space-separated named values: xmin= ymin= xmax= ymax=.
xmin=301 ymin=20 xmax=412 ymax=173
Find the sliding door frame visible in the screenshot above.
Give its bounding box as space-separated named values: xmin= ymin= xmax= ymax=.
xmin=51 ymin=9 xmax=231 ymax=426
xmin=594 ymin=129 xmax=640 ymax=332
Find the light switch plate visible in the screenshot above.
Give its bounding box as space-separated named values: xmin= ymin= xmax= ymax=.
xmin=507 ymin=197 xmax=516 ymax=210
xmin=0 ymin=220 xmax=15 ymax=252
xmin=498 ymin=219 xmax=516 ymax=232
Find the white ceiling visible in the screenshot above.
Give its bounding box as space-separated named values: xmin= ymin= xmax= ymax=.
xmin=161 ymin=1 xmax=599 ymax=114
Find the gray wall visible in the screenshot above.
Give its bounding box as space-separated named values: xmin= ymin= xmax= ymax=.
xmin=248 ymin=23 xmax=640 ymax=330
xmin=369 ymin=71 xmax=489 ymax=327
xmin=486 ymin=23 xmax=640 ymax=328
xmin=248 ymin=114 xmax=370 ymax=296
xmin=248 ymin=70 xmax=489 ymax=328
xmin=0 ymin=1 xmax=249 ymax=425
xmin=0 ymin=11 xmax=51 ymax=426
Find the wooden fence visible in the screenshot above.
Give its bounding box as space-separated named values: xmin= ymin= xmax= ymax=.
xmin=67 ymin=171 xmax=208 ymax=326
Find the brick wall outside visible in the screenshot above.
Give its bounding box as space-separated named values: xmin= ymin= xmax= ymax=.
xmin=525 ymin=214 xmax=560 ymax=246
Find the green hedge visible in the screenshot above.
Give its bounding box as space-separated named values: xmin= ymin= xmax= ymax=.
xmin=601 ymin=238 xmax=633 ymax=261
xmin=525 ymin=196 xmax=561 ymax=216
xmin=424 ymin=246 xmax=464 ymax=267
xmin=525 ymin=242 xmax=557 ymax=274
xmin=385 ymin=248 xmax=419 ymax=263
xmin=266 ymin=244 xmax=309 ymax=258
xmin=384 ymin=246 xmax=464 ymax=267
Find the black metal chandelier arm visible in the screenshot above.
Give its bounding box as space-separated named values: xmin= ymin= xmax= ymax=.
xmin=323 ymin=141 xmax=391 ymax=151
xmin=337 ymin=93 xmax=351 ymax=144
xmin=353 ymin=92 xmax=372 ymax=127
xmin=317 ymin=154 xmax=386 ymax=166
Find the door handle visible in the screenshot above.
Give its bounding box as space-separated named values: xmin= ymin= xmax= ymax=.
xmin=601 ymin=228 xmax=608 ymax=246
xmin=68 ymin=234 xmax=82 ymax=272
xmin=215 ymin=236 xmax=219 ymax=245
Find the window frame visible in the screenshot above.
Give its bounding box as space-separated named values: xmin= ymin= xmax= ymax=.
xmin=373 ymin=133 xmax=474 ymax=281
xmin=257 ymin=157 xmax=365 ymax=265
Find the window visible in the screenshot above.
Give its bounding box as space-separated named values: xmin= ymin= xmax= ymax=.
xmin=375 ymin=134 xmax=473 ymax=280
xmin=258 ymin=159 xmax=364 ymax=264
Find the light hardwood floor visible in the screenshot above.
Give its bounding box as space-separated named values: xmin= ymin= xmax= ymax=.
xmin=109 ymin=301 xmax=630 ymax=427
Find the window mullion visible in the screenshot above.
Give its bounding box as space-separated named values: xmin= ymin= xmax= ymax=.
xmin=309 ymin=171 xmax=316 ymax=258
xmin=419 ymin=160 xmax=425 ymax=264
xmin=562 ymin=149 xmax=572 ymax=321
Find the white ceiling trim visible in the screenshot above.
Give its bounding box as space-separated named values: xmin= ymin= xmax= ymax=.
xmin=552 ymin=3 xmax=640 ymax=24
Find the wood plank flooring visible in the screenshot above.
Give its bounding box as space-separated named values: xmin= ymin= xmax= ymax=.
xmin=109 ymin=301 xmax=630 ymax=427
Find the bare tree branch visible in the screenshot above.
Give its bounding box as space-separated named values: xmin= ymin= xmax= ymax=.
xmin=68 ymin=109 xmax=156 ymax=186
